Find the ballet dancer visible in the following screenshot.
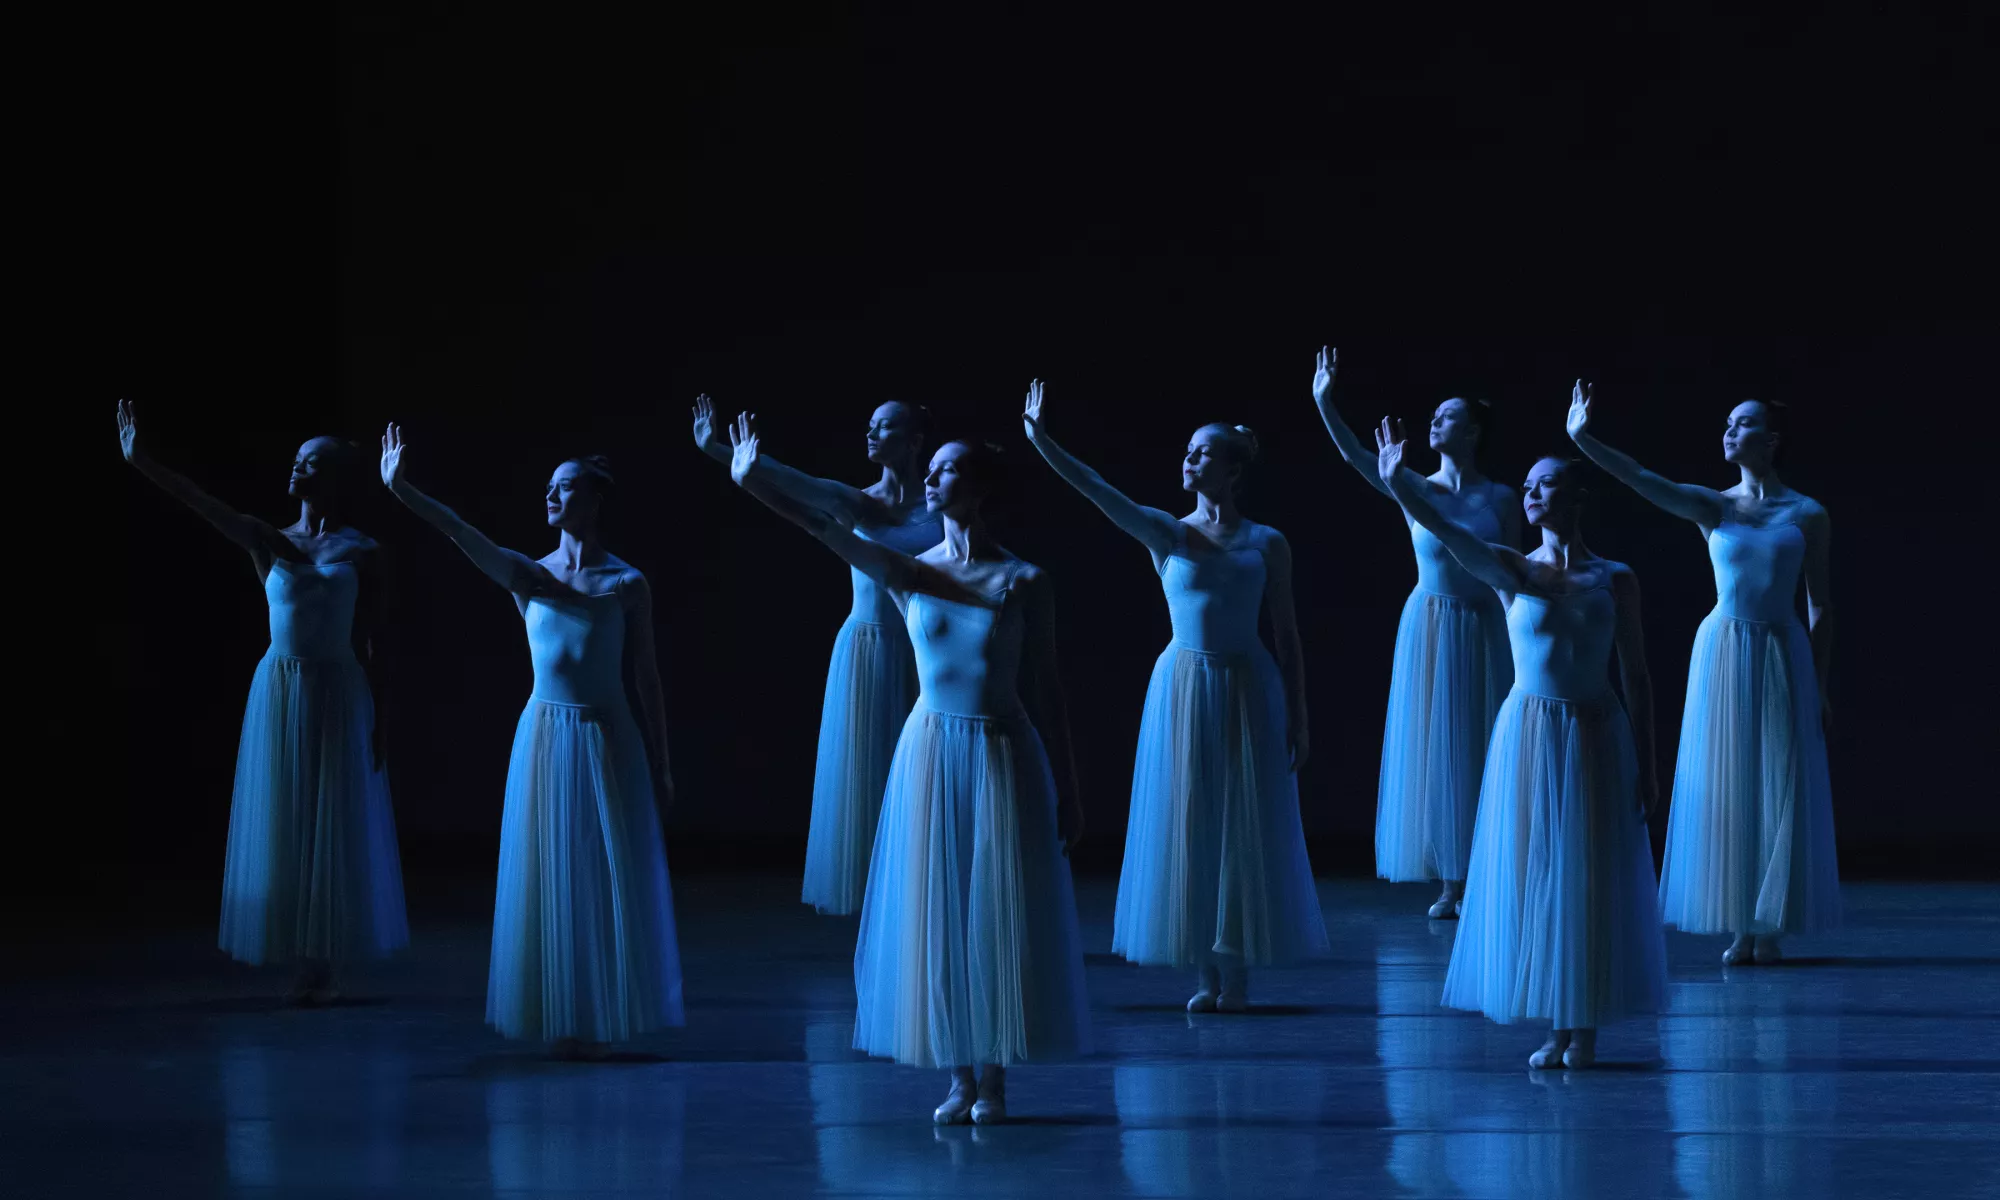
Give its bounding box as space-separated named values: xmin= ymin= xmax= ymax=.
xmin=1567 ymin=385 xmax=1838 ymax=965
xmin=380 ymin=425 xmax=682 ymax=1055
xmin=692 ymin=395 xmax=940 ymax=914
xmin=1311 ymin=347 xmax=1517 ymax=919
xmin=116 ymin=400 xmax=407 ymax=1002
xmin=729 ymin=412 xmax=1088 ymax=1125
xmin=1378 ymin=414 xmax=1667 ymax=1069
xmin=1021 ymin=380 xmax=1326 ymax=1012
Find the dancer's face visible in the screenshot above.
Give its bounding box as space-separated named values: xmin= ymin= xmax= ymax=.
xmin=1429 ymin=398 xmax=1479 ymax=455
xmin=1522 ymin=457 xmax=1580 ymax=529
xmin=545 ymin=461 xmax=603 ymax=531
xmin=924 ymin=441 xmax=984 ymax=518
xmin=288 ymin=437 xmax=345 ymax=501
xmin=1182 ymin=426 xmax=1240 ymax=495
xmin=866 ymin=402 xmax=925 ymax=467
xmin=1722 ymin=401 xmax=1778 ymax=469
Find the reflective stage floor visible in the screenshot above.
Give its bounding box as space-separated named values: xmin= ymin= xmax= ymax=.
xmin=3 ymin=876 xmax=1996 ymax=1198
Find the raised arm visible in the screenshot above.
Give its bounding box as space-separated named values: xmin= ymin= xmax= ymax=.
xmin=379 ymin=424 xmax=550 ymax=595
xmin=1018 ymin=567 xmax=1085 ymax=853
xmin=693 ymin=395 xmax=877 ymax=527
xmin=1609 ymin=566 xmax=1659 ymax=817
xmin=116 ymin=400 xmax=290 ymax=569
xmin=621 ymin=571 xmax=675 ymax=810
xmin=1565 ymin=381 xmax=1726 ymax=529
xmin=1800 ymin=499 xmax=1835 ymax=730
xmin=1261 ymin=529 xmax=1310 ymax=772
xmin=728 ymin=415 xmax=985 ymax=605
xmin=1377 ymin=420 xmax=1529 ymax=593
xmin=1020 ymin=380 xmax=1181 ymax=558
xmin=1311 ymin=347 xmax=1397 ymax=498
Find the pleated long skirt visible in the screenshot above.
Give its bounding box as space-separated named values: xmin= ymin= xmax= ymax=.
xmin=1441 ymin=690 xmax=1667 ymax=1029
xmin=219 ymin=650 xmax=408 ymax=965
xmin=487 ymin=697 xmax=684 ymax=1042
xmin=852 ymin=704 xmax=1091 ymax=1068
xmin=1112 ymin=643 xmax=1327 ymax=967
xmin=802 ymin=616 xmax=918 ymax=915
xmin=1373 ymin=588 xmax=1512 ymax=883
xmin=1658 ymin=613 xmax=1841 ymax=935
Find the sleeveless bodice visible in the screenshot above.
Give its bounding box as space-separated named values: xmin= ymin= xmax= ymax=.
xmin=1160 ymin=543 xmax=1267 ymax=656
xmin=525 ymin=589 xmax=629 ymax=709
xmin=905 ymin=587 xmax=1025 ymax=719
xmin=1708 ymin=519 xmax=1804 ymax=624
xmin=851 ymin=516 xmax=943 ymax=624
xmin=266 ymin=559 xmax=360 ymax=661
xmin=1506 ymin=583 xmax=1618 ymax=702
xmin=1411 ymin=508 xmax=1503 ymax=600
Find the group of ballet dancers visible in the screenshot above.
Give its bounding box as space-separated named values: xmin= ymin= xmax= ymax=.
xmin=116 ymin=345 xmax=1836 ymax=1125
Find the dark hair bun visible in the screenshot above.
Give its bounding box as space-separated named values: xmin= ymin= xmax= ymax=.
xmin=567 ymin=455 xmax=616 ymax=493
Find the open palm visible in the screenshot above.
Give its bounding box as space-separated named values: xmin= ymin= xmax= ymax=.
xmin=1312 ymin=346 xmax=1337 ymax=404
xmin=692 ymin=395 xmax=719 ymax=452
xmin=728 ymin=412 xmax=760 ymax=485
xmin=380 ymin=423 xmax=408 ymax=488
xmin=1022 ymin=379 xmax=1047 ymax=439
xmin=1373 ymin=416 xmax=1408 ymax=483
xmin=1566 ymin=379 xmax=1593 ymax=440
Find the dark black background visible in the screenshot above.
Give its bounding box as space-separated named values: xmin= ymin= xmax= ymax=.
xmin=53 ymin=4 xmax=1998 ymax=931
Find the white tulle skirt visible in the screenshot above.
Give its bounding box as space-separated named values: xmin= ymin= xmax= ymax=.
xmin=1442 ymin=690 xmax=1667 ymax=1029
xmin=1658 ymin=613 xmax=1841 ymax=935
xmin=487 ymin=698 xmax=684 ymax=1042
xmin=1112 ymin=643 xmax=1327 ymax=967
xmin=219 ymin=650 xmax=408 ymax=965
xmin=852 ymin=704 xmax=1091 ymax=1068
xmin=802 ymin=617 xmax=917 ymax=915
xmin=1374 ymin=589 xmax=1513 ymax=883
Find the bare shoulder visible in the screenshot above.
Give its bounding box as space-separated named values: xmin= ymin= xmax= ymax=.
xmin=1605 ymin=559 xmax=1641 ymax=593
xmin=1793 ymin=493 xmax=1830 ymax=527
xmin=1248 ymin=522 xmax=1292 ymax=559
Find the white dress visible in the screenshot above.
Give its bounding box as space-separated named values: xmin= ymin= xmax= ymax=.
xmin=219 ymin=558 xmax=408 ymax=965
xmin=1657 ymin=515 xmax=1840 ymax=935
xmin=486 ymin=585 xmax=683 ymax=1041
xmin=1441 ymin=574 xmax=1668 ymax=1028
xmin=850 ymin=567 xmax=1091 ymax=1068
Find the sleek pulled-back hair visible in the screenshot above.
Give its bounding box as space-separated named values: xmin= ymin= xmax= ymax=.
xmin=563 ymin=454 xmax=616 ymax=497
xmin=1197 ymin=422 xmax=1261 ymax=468
xmin=937 ymin=437 xmax=1008 ymax=492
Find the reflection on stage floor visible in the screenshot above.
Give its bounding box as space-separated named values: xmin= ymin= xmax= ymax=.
xmin=3 ymin=877 xmax=1996 ymax=1197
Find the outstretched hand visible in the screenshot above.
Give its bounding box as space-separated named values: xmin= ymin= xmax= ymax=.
xmin=1566 ymin=379 xmax=1594 ymax=440
xmin=116 ymin=399 xmax=140 ymax=462
xmin=692 ymin=395 xmax=720 ymax=453
xmin=1022 ymin=379 xmax=1047 ymax=440
xmin=1373 ymin=416 xmax=1409 ymax=483
xmin=727 ymin=411 xmax=761 ymax=486
xmin=380 ymin=423 xmax=408 ymax=489
xmin=1312 ymin=346 xmax=1337 ymax=405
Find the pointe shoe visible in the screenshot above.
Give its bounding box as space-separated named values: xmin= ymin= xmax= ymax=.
xmin=1753 ymin=936 xmax=1784 ymax=965
xmin=1428 ymin=886 xmax=1462 ymax=920
xmin=971 ymin=1074 xmax=1006 ymax=1125
xmin=1721 ymin=937 xmax=1755 ymax=967
xmin=1562 ymin=1032 xmax=1597 ymax=1070
xmin=934 ymin=1075 xmax=975 ymax=1125
xmin=1215 ymin=968 xmax=1250 ymax=1013
xmin=1529 ymin=1040 xmax=1566 ymax=1069
xmin=1187 ymin=964 xmax=1221 ymax=1013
